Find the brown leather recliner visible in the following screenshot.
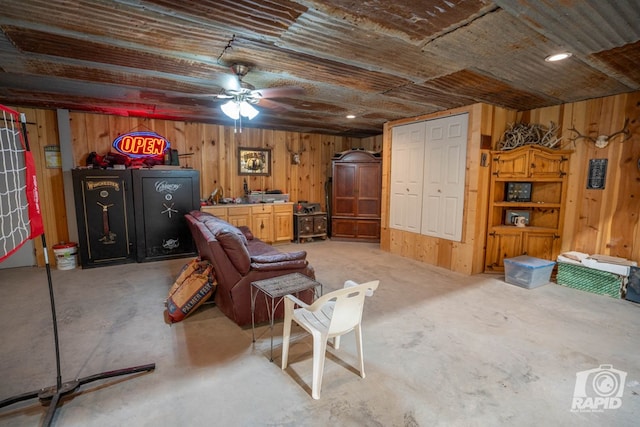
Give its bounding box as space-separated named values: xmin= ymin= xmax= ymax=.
xmin=185 ymin=210 xmax=315 ymax=326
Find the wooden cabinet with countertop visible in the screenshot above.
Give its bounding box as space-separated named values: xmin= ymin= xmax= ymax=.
xmin=201 ymin=202 xmax=293 ymax=244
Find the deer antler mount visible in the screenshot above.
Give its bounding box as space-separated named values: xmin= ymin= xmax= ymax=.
xmin=286 ymin=141 xmax=306 ymax=165
xmin=568 ymin=118 xmax=631 ymax=148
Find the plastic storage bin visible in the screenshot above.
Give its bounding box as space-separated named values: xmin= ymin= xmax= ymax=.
xmin=503 ymin=255 xmax=555 ymax=289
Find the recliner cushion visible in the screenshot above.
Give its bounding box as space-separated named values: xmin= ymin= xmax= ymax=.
xmin=200 ymin=217 xmax=248 ymax=246
xmin=216 ymin=230 xmax=251 ymax=274
xmin=251 ymin=251 xmax=307 ymax=263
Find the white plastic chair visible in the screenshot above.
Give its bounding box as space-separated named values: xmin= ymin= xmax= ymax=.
xmin=281 ymin=279 xmax=379 ymax=399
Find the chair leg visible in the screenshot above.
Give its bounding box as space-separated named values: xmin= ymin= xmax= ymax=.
xmin=281 ymin=307 xmax=293 ymax=369
xmin=333 ymin=335 xmax=341 ymax=349
xmin=355 ymin=324 xmax=365 ymax=378
xmin=311 ymin=332 xmax=328 ymax=400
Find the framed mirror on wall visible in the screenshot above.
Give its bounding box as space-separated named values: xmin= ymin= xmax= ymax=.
xmin=238 ymin=147 xmax=271 ymax=176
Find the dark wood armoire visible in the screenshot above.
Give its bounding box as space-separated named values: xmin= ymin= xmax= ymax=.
xmin=330 ymin=150 xmax=382 ymax=242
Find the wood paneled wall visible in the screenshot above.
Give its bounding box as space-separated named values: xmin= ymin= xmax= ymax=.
xmin=67 ymin=113 xmax=381 ymax=206
xmin=519 ymin=92 xmax=640 ymax=262
xmin=10 ymin=90 xmax=639 ymax=270
xmin=381 ymin=91 xmax=640 ymax=275
xmin=13 ymin=109 xmax=381 ymax=266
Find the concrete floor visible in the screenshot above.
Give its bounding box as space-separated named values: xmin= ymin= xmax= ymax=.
xmin=0 ymin=240 xmax=638 ymax=426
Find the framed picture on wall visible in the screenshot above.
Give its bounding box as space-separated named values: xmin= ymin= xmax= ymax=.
xmin=238 ymin=147 xmax=271 ymax=176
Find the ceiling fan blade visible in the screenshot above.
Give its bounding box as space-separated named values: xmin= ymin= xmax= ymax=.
xmin=253 ymin=86 xmax=304 ymax=99
xmin=166 ymin=91 xmax=228 ymax=99
xmin=256 ymin=98 xmax=291 ymax=112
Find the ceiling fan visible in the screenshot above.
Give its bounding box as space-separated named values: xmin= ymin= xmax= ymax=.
xmin=213 ymin=63 xmax=303 ymax=123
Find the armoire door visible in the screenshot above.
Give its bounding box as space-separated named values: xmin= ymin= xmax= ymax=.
xmin=333 ymin=162 xmax=357 ymax=217
xmin=356 ymin=163 xmax=381 ymax=218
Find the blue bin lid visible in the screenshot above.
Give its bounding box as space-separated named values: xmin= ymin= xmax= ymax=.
xmin=504 ymin=255 xmax=556 ymax=269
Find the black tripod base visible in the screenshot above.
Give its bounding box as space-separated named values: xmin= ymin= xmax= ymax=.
xmin=0 ymin=363 xmax=155 ymax=426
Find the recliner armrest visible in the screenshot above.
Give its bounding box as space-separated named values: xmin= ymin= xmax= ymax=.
xmin=250 ymin=251 xmax=307 ymax=264
xmin=250 ymin=259 xmax=308 ymax=271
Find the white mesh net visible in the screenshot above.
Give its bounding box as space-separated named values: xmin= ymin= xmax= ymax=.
xmin=0 ymin=106 xmax=43 ymax=262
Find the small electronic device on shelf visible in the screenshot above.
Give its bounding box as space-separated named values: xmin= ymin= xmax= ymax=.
xmin=505 ymin=182 xmax=532 ymax=202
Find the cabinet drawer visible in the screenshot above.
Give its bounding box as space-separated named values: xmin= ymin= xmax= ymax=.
xmin=201 ymin=205 xmax=228 ymax=219
xmin=251 ymin=205 xmax=272 ymax=214
xmin=273 ymin=204 xmax=292 ymax=213
xmin=231 ymin=206 xmax=251 ymax=215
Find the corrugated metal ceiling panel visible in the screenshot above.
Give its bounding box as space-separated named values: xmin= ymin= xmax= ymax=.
xmin=277 ymin=8 xmax=461 ymax=81
xmin=423 ymin=9 xmax=632 ymax=103
xmin=0 ymin=0 xmax=638 ymax=136
xmin=303 ymin=0 xmax=498 ymax=43
xmin=495 ymin=0 xmax=640 ymax=53
xmin=593 ymin=40 xmax=640 ymax=86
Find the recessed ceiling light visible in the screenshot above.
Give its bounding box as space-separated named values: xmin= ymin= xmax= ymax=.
xmin=346 ymin=114 xmax=356 ymax=119
xmin=545 ymin=52 xmax=572 ymax=62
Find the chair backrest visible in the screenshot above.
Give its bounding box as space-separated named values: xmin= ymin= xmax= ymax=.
xmin=343 ymin=279 xmax=375 ymax=296
xmin=321 ymin=280 xmax=379 ymax=335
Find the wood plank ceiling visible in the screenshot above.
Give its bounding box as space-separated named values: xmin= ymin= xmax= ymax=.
xmin=0 ymin=0 xmax=639 ymax=137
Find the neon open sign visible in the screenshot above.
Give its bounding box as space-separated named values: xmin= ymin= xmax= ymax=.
xmin=112 ymin=131 xmax=171 ymax=158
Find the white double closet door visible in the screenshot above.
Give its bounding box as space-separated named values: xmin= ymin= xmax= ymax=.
xmin=390 ymin=113 xmax=468 ymax=242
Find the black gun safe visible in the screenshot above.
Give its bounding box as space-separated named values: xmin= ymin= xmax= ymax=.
xmin=72 ymin=169 xmax=136 ymax=268
xmin=73 ymin=168 xmax=200 ymax=268
xmin=132 ymin=169 xmax=199 ymax=262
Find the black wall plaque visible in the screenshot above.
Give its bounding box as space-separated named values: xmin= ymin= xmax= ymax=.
xmin=587 ymin=159 xmax=607 ymax=190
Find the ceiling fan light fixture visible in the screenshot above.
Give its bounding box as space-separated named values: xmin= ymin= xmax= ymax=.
xmin=239 ymin=101 xmax=259 ymax=120
xmin=221 ymin=99 xmax=259 ymax=120
xmin=221 ymin=100 xmax=240 ymax=120
xmin=545 ymin=52 xmax=572 ymax=62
